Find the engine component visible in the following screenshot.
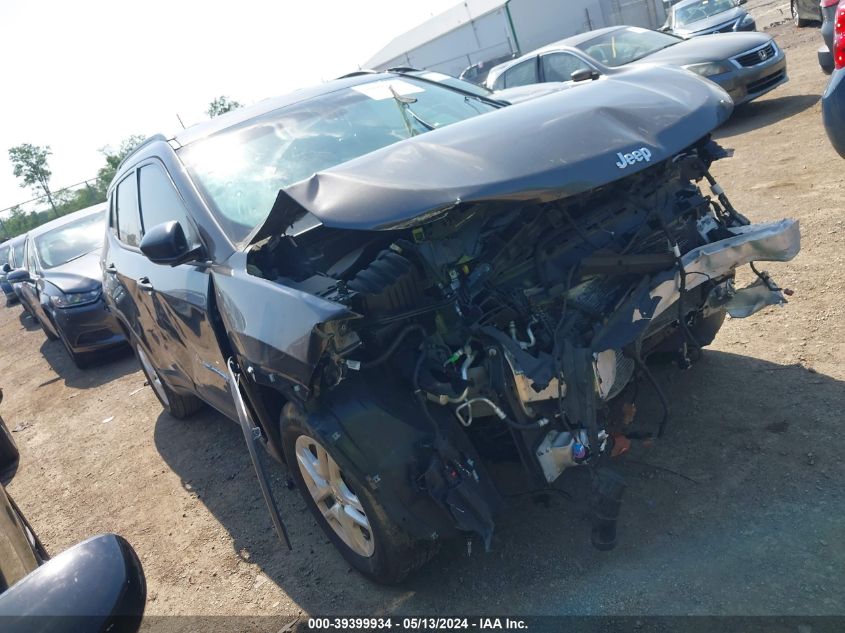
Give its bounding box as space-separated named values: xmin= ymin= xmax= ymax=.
xmin=348 ymin=249 xmax=422 ymax=315
xmin=594 ymin=349 xmax=635 ymax=401
xmin=535 ymin=428 xmax=608 ymax=483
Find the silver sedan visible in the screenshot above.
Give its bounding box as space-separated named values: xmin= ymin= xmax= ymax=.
xmin=486 ymin=26 xmax=787 ymax=106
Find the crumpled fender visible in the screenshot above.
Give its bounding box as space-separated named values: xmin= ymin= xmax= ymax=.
xmin=304 ymin=371 xmax=501 ymax=543
xmin=210 ymin=254 xmax=354 ymax=392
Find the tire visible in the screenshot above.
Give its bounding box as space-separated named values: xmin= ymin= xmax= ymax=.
xmin=131 ymin=338 xmax=203 ymax=419
xmin=0 ymin=414 xmax=20 ymax=483
xmin=281 ymin=403 xmax=438 ymax=584
xmin=792 ymin=0 xmax=810 ymax=27
xmin=58 ymin=331 xmax=92 ymax=369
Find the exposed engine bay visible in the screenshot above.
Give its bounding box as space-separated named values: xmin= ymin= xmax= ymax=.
xmin=247 ymin=137 xmax=800 ymax=550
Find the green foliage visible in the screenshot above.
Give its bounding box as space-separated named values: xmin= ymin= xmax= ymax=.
xmin=1 ymin=135 xmax=145 ymax=240
xmin=95 ymin=134 xmax=146 ymax=197
xmin=207 ymin=96 xmax=242 ymax=118
xmin=8 ymin=143 xmax=57 ymax=217
xmin=8 ymin=143 xmax=52 ymax=192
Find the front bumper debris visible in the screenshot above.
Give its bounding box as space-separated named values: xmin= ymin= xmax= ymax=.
xmin=591 ymin=218 xmax=800 ymax=352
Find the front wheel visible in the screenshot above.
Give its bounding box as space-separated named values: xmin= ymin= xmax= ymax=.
xmin=281 ymin=403 xmax=438 ymax=584
xmin=132 ymin=339 xmax=203 ymax=419
xmin=59 ymin=332 xmax=92 ymax=370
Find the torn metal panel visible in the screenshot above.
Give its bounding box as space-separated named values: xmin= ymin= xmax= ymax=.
xmin=591 ymin=219 xmax=800 ymax=352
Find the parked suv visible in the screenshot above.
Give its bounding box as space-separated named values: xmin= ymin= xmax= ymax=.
xmin=104 ymin=70 xmax=798 ymax=583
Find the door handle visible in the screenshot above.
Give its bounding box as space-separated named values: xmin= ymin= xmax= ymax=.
xmin=105 ymin=263 xmax=117 ymax=274
xmin=137 ymin=276 xmax=154 ymax=292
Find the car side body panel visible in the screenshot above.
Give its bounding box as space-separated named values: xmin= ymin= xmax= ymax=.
xmin=211 ymin=252 xmax=354 ymax=394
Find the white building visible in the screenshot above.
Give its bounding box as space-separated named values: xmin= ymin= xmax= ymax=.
xmin=364 ymin=0 xmax=668 ymax=77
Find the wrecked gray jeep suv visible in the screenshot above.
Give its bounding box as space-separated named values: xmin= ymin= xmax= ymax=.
xmin=103 ymin=67 xmax=799 ymax=584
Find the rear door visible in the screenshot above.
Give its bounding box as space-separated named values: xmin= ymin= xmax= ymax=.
xmin=134 ymin=160 xmax=233 ymax=416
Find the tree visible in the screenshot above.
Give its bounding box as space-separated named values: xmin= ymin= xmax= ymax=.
xmin=8 ymin=143 xmax=58 ymax=218
xmin=95 ymin=134 xmax=146 ymax=196
xmin=207 ymin=96 xmax=242 ymax=118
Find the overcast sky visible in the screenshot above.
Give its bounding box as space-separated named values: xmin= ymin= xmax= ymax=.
xmin=0 ymin=0 xmax=457 ymax=213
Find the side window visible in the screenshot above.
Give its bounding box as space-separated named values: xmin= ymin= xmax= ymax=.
xmin=25 ymin=239 xmax=37 ymax=273
xmin=115 ymin=173 xmax=142 ymax=247
xmin=137 ymin=163 xmax=197 ymax=244
xmin=541 ymin=53 xmax=591 ymax=83
xmin=502 ymin=59 xmax=539 ymax=88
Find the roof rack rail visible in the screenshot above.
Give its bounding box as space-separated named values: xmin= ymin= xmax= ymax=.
xmin=335 ymin=69 xmax=379 ymax=79
xmin=116 ymin=133 xmax=169 ymax=172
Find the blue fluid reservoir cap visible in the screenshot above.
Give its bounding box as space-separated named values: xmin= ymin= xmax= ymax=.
xmin=573 ymin=443 xmax=587 ymax=460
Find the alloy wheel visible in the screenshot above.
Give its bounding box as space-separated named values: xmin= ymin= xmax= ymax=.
xmin=136 ymin=346 xmax=169 ymax=407
xmin=295 ymin=434 xmax=375 ymax=557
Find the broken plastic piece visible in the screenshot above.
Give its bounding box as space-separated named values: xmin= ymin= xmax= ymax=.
xmin=725 ymin=277 xmax=787 ymax=318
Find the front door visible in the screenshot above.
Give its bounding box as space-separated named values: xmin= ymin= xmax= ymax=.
xmin=133 ymin=161 xmax=233 ymax=417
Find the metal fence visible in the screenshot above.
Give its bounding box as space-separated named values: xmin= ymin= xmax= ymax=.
xmin=0 ymin=178 xmax=103 ymax=240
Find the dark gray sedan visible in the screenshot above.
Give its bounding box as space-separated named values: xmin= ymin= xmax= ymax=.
xmin=663 ymin=0 xmax=756 ymax=38
xmin=486 ymin=26 xmax=787 ymax=106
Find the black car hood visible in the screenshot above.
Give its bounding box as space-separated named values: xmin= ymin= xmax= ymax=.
xmin=43 ymin=249 xmax=103 ymax=294
xmin=252 ymin=64 xmax=733 ymax=240
xmin=672 ymin=6 xmax=746 ymax=35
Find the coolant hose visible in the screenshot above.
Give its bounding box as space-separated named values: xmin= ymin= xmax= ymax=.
xmin=361 ymin=324 xmax=426 ymax=369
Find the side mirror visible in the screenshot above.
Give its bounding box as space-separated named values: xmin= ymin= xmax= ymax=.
xmin=6 ymin=269 xmax=30 ymax=284
xmin=738 ymin=0 xmax=747 ymax=4
xmin=1 ymin=263 xmax=10 ymax=274
xmin=0 ymin=533 xmax=145 ymax=631
xmin=139 ymin=221 xmax=202 ymax=267
xmin=571 ymin=68 xmax=601 ymax=82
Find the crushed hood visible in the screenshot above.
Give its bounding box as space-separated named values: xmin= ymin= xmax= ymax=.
xmin=253 ymin=64 xmax=733 ymax=241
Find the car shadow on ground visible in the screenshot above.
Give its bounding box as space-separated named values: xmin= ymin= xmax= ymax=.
xmin=17 ymin=309 xmax=40 ymax=332
xmin=37 ymin=339 xmax=136 ymax=390
xmin=153 ymin=350 xmax=845 ymax=615
xmin=716 ymin=93 xmax=820 ymax=138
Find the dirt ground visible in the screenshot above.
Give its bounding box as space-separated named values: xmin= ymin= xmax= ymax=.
xmin=3 ymin=6 xmax=844 ymax=623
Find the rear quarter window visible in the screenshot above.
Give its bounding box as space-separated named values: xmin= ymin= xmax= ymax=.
xmin=501 ymin=59 xmax=539 ymax=88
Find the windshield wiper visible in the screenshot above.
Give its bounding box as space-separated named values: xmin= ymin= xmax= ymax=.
xmin=389 ymin=86 xmax=436 ymax=137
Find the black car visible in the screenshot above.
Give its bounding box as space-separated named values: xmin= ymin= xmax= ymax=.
xmin=103 ymin=69 xmax=798 ymax=583
xmin=0 ymin=242 xmax=16 ymax=306
xmin=0 ymin=391 xmax=146 ymax=632
xmin=458 ymin=53 xmax=518 ymax=86
xmin=793 ymin=0 xmax=823 ymax=26
xmin=7 ymin=204 xmax=126 ymax=368
xmin=3 ymin=235 xmax=28 ymax=309
xmin=662 ymin=0 xmax=755 ymax=38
